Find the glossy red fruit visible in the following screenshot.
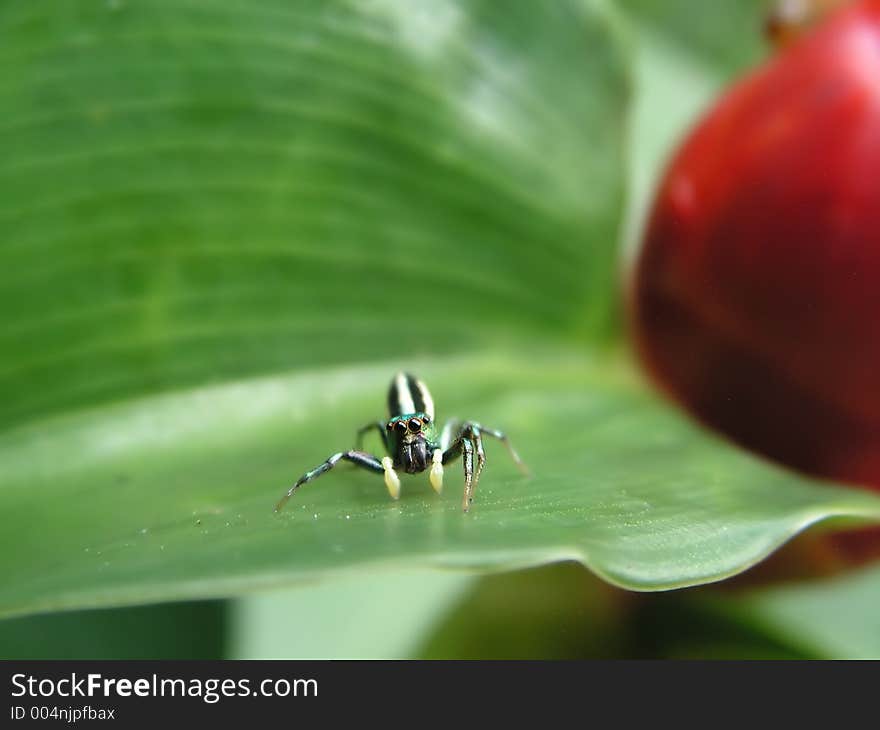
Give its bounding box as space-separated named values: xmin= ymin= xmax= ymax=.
xmin=631 ymin=0 xmax=880 ymax=489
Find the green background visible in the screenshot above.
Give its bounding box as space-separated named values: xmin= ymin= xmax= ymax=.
xmin=2 ymin=0 xmax=878 ymax=658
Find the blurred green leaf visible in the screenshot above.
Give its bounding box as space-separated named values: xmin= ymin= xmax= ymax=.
xmin=0 ymin=600 xmax=225 ymax=659
xmin=625 ymin=584 xmax=812 ymax=659
xmin=618 ymin=0 xmax=769 ymax=259
xmin=615 ymin=0 xmax=768 ymax=77
xmin=0 ymin=0 xmax=627 ymax=429
xmin=231 ymin=569 xmax=475 ymax=659
xmin=417 ymin=561 xmax=627 ymax=659
xmin=621 ymin=29 xmax=721 ymax=258
xmin=721 ymin=564 xmax=880 ymax=659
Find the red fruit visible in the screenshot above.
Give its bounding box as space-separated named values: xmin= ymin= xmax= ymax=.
xmin=764 ymin=0 xmax=848 ymax=48
xmin=631 ymin=0 xmax=880 ymax=489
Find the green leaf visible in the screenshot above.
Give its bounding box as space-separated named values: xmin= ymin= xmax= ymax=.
xmin=231 ymin=569 xmax=475 ymax=659
xmin=615 ymin=0 xmax=768 ymax=77
xmin=0 ymin=0 xmax=627 ymax=430
xmin=618 ymin=0 xmax=769 ymax=260
xmin=621 ymin=27 xmax=721 ymax=258
xmin=416 ymin=561 xmax=627 ymax=659
xmin=0 ymin=600 xmax=226 ymax=659
xmin=722 ymin=564 xmax=880 ymax=659
xmin=4 ymin=353 xmax=880 ymax=619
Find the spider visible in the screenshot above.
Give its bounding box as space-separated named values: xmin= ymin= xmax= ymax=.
xmin=274 ymin=372 xmax=528 ymax=513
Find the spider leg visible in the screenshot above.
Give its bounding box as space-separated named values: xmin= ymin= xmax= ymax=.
xmin=274 ymin=450 xmax=385 ymax=513
xmin=473 ymin=426 xmax=486 ymax=486
xmin=475 ymin=425 xmax=530 ymax=476
xmin=439 ymin=418 xmax=462 ymax=451
xmin=441 ymin=422 xmax=529 ymax=511
xmin=460 ymin=436 xmax=476 ymax=511
xmin=441 ymin=424 xmax=478 ymax=511
xmin=355 ymin=420 xmax=389 ymax=453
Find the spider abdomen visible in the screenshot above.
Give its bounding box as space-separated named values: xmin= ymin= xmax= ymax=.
xmin=388 ymin=372 xmax=435 ymax=421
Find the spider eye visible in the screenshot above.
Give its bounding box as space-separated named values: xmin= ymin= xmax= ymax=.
xmin=395 ymin=421 xmax=407 ymax=433
xmin=386 ymin=422 xmax=393 ymax=430
xmin=422 ymin=415 xmax=431 ymax=424
xmin=408 ymin=418 xmax=422 ymax=432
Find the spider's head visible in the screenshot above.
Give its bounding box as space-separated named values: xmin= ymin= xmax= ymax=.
xmin=386 ymin=413 xmax=432 ymax=443
xmin=386 ymin=413 xmax=433 ymax=474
